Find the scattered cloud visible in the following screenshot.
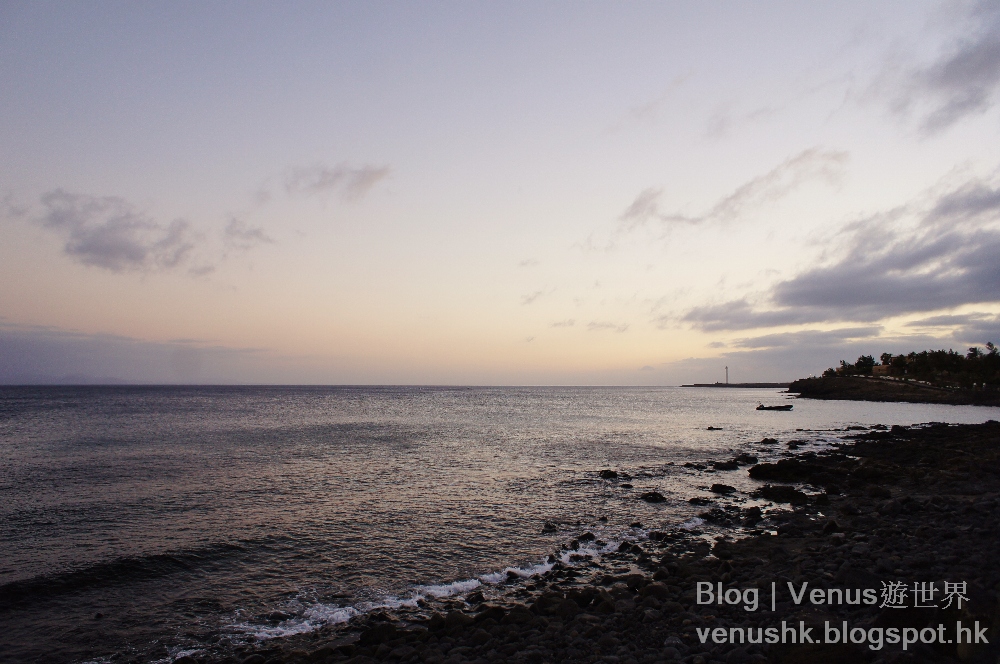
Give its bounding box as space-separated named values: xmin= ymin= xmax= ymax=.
xmin=640 ymin=365 xmax=655 ymax=371
xmin=588 ymin=321 xmax=629 ymax=333
xmin=518 ymin=258 xmax=539 ymax=267
xmin=681 ymin=174 xmax=1000 ymax=330
xmin=619 ymin=148 xmax=847 ymax=229
xmin=550 ymin=319 xmax=575 ymax=328
xmin=224 ymin=218 xmax=274 ymax=251
xmin=285 ymin=163 xmax=390 ymax=200
xmin=37 ymin=189 xmax=195 ymax=272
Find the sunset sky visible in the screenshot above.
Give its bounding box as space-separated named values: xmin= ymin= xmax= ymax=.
xmin=2 ymin=1 xmax=999 ymax=384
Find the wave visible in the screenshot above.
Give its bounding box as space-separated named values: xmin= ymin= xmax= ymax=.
xmin=0 ymin=541 xmax=248 ymax=609
xmin=232 ymin=528 xmax=642 ymax=641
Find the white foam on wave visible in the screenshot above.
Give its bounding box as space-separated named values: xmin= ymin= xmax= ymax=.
xmin=230 ymin=526 xmax=651 ymax=640
xmin=479 ymin=559 xmax=553 ymax=584
xmin=416 ymin=578 xmax=482 ymax=598
xmin=679 ymin=517 xmax=704 ymax=530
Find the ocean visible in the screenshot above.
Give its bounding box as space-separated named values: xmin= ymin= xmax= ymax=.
xmin=2 ymin=385 xmax=998 ymax=663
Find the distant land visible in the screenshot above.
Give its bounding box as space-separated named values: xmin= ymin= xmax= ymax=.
xmin=680 ymin=382 xmax=790 ymax=388
xmin=787 ymin=346 xmax=1000 ymax=407
xmin=788 ymin=376 xmax=1000 ymax=406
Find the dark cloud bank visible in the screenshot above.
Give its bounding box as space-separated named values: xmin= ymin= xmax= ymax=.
xmin=681 ymin=175 xmax=1000 ymax=341
xmin=0 ymin=324 xmax=268 ymax=384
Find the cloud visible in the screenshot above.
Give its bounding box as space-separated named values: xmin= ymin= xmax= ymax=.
xmin=906 ymin=313 xmax=989 ymax=327
xmin=224 ymin=218 xmax=274 ymax=251
xmin=890 ymin=1 xmax=1000 ymax=133
xmin=681 ymin=174 xmax=1000 ymax=330
xmin=37 ymin=189 xmax=195 ymax=272
xmin=285 ymin=163 xmax=390 ymax=200
xmin=731 ymin=326 xmax=884 ymax=349
xmin=521 ymin=291 xmax=545 ymax=305
xmin=620 ymin=148 xmax=847 ymax=229
xmin=550 ymin=319 xmax=575 ymax=328
xmin=588 ymin=321 xmax=629 ymax=333
xmin=682 ymin=299 xmax=817 ymax=332
xmin=907 ymin=312 xmax=1000 ymax=345
xmin=518 ymin=258 xmax=539 ymax=267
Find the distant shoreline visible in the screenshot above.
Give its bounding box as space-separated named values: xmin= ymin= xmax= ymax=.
xmin=788 ymin=375 xmax=1000 ymax=406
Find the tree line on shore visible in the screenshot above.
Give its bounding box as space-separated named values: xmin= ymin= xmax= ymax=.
xmin=821 ymin=343 xmax=1000 ymax=389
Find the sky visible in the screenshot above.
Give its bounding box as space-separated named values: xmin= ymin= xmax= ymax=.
xmin=2 ymin=0 xmax=1000 ymax=385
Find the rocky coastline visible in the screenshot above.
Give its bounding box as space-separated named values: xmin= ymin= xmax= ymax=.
xmin=184 ymin=421 xmax=1000 ymax=664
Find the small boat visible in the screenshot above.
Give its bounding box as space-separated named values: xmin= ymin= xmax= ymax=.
xmin=756 ymin=403 xmax=793 ymax=411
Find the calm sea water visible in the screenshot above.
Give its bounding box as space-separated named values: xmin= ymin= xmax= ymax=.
xmin=2 ymin=385 xmax=998 ymax=663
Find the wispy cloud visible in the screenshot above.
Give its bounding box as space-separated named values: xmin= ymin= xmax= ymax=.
xmin=38 ymin=189 xmax=195 ymax=272
xmin=889 ymin=1 xmax=1000 ymax=133
xmin=224 ymin=218 xmax=274 ymax=251
xmin=588 ymin=321 xmax=629 ymax=333
xmin=731 ymin=326 xmax=883 ymax=349
xmin=285 ymin=163 xmax=390 ymax=200
xmin=521 ymin=291 xmax=545 ymax=305
xmin=620 ymin=148 xmax=847 ymax=229
xmin=518 ymin=258 xmax=539 ymax=267
xmin=550 ymin=319 xmax=575 ymax=328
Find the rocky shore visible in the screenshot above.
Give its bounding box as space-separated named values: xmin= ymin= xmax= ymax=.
xmin=187 ymin=421 xmax=1000 ymax=664
xmin=788 ymin=377 xmax=1000 ymax=407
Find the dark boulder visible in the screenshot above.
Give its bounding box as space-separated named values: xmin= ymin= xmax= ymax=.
xmin=710 ymin=483 xmax=737 ymax=494
xmin=748 ymin=458 xmax=826 ymax=482
xmin=755 ymin=484 xmax=808 ymax=505
xmin=640 ymin=491 xmax=666 ymax=503
xmin=359 ymin=622 xmax=397 ymax=646
xmin=501 ymin=605 xmax=534 ymax=624
xmin=474 ymin=605 xmax=506 ymax=623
